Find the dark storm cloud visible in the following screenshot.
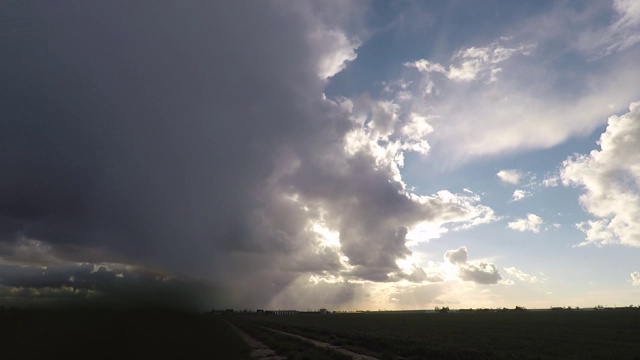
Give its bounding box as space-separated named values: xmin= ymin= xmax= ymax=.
xmin=1 ymin=1 xmax=317 ymax=256
xmin=0 ymin=1 xmax=367 ymax=307
xmin=444 ymin=246 xmax=468 ymax=264
xmin=0 ymin=1 xmax=494 ymax=308
xmin=0 ymin=262 xmax=214 ymax=308
xmin=459 ymin=263 xmax=502 ymax=285
xmin=444 ymin=247 xmax=502 ymax=285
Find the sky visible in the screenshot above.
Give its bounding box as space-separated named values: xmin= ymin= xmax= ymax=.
xmin=1 ymin=0 xmax=639 ymax=310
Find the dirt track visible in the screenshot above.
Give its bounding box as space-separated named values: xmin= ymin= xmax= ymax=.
xmin=226 ymin=322 xmax=286 ymax=359
xmin=265 ymin=327 xmax=380 ymax=360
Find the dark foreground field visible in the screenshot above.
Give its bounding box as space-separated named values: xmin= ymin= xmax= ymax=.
xmin=4 ymin=308 xmax=639 ymax=359
xmin=231 ymin=310 xmax=640 ymax=360
xmin=0 ymin=308 xmax=251 ymax=359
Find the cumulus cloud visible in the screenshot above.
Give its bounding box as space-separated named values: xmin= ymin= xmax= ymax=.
xmin=511 ymin=189 xmax=532 ymax=202
xmin=561 ymin=102 xmax=640 ymax=247
xmin=632 ymin=271 xmax=640 ymax=286
xmin=459 ymin=263 xmax=502 ymax=285
xmin=508 ymin=214 xmax=543 ymax=233
xmin=503 ymin=266 xmax=545 ymax=283
xmin=400 ymin=114 xmax=433 ymax=154
xmin=407 ymin=59 xmax=447 ymax=74
xmin=312 ymin=30 xmax=361 ymax=79
xmin=497 ymin=170 xmax=524 ymax=185
xmin=289 ymin=1 xmax=367 ymax=79
xmin=398 ymin=265 xmax=443 ymax=283
xmin=444 ymin=246 xmax=502 ymax=285
xmin=542 ymin=175 xmax=560 ymax=187
xmin=444 ymin=246 xmax=468 ymax=264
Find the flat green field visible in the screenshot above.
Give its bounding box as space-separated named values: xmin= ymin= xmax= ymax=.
xmin=231 ymin=310 xmax=640 ymax=360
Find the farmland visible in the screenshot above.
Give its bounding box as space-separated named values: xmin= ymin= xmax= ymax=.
xmin=0 ymin=308 xmax=251 ymax=359
xmin=230 ymin=309 xmax=640 ymax=359
xmin=3 ymin=307 xmax=639 ymax=359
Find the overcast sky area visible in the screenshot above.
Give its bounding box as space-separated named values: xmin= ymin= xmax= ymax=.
xmin=1 ymin=1 xmax=639 ymax=310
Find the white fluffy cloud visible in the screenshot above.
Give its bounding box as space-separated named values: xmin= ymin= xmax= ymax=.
xmin=406 ymin=42 xmax=532 ymax=83
xmin=561 ymin=102 xmax=640 ymax=247
xmin=400 ymin=114 xmax=433 ymax=154
xmin=508 ymin=214 xmax=543 ymax=233
xmin=511 ymin=189 xmax=532 ymax=202
xmin=503 ymin=267 xmax=545 ymax=284
xmin=542 ymin=175 xmax=560 ymax=187
xmin=289 ymin=1 xmax=366 ymax=79
xmin=632 ymin=271 xmax=640 ymax=286
xmin=497 ymin=169 xmax=524 ymax=185
xmin=312 ymin=30 xmax=360 ymax=79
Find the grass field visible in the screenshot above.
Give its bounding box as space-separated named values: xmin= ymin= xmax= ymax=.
xmin=231 ymin=310 xmax=640 ymax=359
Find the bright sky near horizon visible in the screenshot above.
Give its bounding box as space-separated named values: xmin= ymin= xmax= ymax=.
xmin=1 ymin=1 xmax=639 ymax=310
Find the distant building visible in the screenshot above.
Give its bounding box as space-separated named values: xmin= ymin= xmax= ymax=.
xmin=272 ymin=310 xmax=298 ymax=315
